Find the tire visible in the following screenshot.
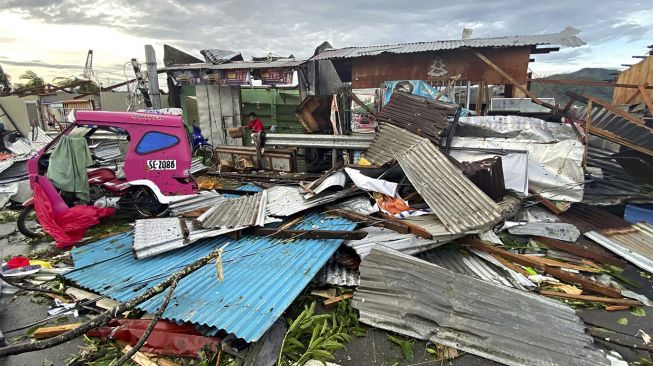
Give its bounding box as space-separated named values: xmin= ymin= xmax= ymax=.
xmin=17 ymin=204 xmax=43 ymax=238
xmin=129 ymin=187 xmax=169 ymax=218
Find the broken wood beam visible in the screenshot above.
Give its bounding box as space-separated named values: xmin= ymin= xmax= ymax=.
xmin=538 ymin=291 xmax=641 ymax=306
xmin=463 ymin=237 xmax=622 ymax=298
xmin=323 ymin=293 xmax=353 ymax=306
xmin=377 ymin=213 xmax=433 ymax=239
xmin=121 ymin=345 xmax=158 ymax=366
xmin=529 ymin=190 xmax=567 ymax=215
xmin=638 ymin=84 xmax=653 ymax=113
xmin=252 ymin=228 xmax=368 ymax=240
xmin=33 ymin=323 xmax=82 ymax=340
xmin=327 ymin=209 xmax=411 ymax=235
xmin=472 ymin=50 xmax=559 ymax=111
xmin=533 ymin=236 xmax=626 ymax=268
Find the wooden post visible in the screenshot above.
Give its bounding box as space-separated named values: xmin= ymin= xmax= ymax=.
xmin=475 ymin=81 xmax=484 ymax=115
xmin=583 ymin=100 xmax=592 ymax=169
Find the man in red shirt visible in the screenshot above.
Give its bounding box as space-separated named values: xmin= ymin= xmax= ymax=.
xmin=245 ymin=112 xmax=265 ymax=150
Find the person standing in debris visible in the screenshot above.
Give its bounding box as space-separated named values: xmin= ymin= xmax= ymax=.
xmin=245 ymin=112 xmax=265 ymax=151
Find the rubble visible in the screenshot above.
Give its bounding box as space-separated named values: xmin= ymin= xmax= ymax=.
xmin=1 ymin=26 xmax=653 ymax=366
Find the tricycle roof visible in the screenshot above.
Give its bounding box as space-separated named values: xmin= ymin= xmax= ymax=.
xmin=74 ymin=110 xmax=185 ymax=128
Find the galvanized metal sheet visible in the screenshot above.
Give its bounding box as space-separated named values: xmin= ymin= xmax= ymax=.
xmin=190 ymin=158 xmax=209 ymax=175
xmin=507 ymin=222 xmax=581 ymax=242
xmin=168 ymin=191 xmax=226 ymax=216
xmin=312 ymin=28 xmax=586 ymax=60
xmin=396 ymin=138 xmax=501 ymax=233
xmin=133 ymin=217 xmax=242 ymax=259
xmin=65 ymin=212 xmax=357 ymax=342
xmin=345 ymin=226 xmax=449 ymax=259
xmin=313 ymin=259 xmax=359 ymax=287
xmin=363 ymin=123 xmax=427 ymax=166
xmin=376 ymin=91 xmax=450 ymax=143
xmin=586 ymin=222 xmax=653 ymax=275
xmin=197 ymin=191 xmax=266 ymax=229
xmin=265 ymin=185 xmax=354 ymax=217
xmin=354 ymin=246 xmax=609 ymax=366
xmin=265 ymin=133 xmax=374 ymax=149
xmin=162 ymin=58 xmax=304 ymax=71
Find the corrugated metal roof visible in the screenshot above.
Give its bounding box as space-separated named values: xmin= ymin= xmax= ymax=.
xmin=396 ymin=138 xmax=501 ymax=233
xmin=92 ymin=140 xmax=123 ymax=161
xmin=265 ymin=186 xmax=355 ymax=217
xmin=569 ymin=99 xmax=653 ymax=157
xmin=311 ymin=27 xmax=586 ymax=60
xmin=313 ymin=259 xmax=359 ymax=287
xmin=132 ymin=217 xmax=240 ymax=259
xmin=344 ymin=226 xmax=447 ymax=259
xmin=586 ymin=222 xmax=653 ymax=274
xmin=363 ymin=123 xmax=427 ymax=166
xmin=190 ymin=158 xmax=209 ymax=175
xmin=197 ymin=191 xmax=266 ymax=229
xmin=376 ymin=91 xmax=451 ymax=143
xmin=161 ymin=58 xmax=305 ymax=71
xmin=200 ymin=49 xmax=242 ymax=64
xmin=168 ymin=191 xmax=225 ymax=216
xmin=560 ymin=202 xmax=632 ymax=234
xmin=64 ymin=212 xmax=357 ymax=342
xmin=353 ymin=246 xmax=610 ymax=366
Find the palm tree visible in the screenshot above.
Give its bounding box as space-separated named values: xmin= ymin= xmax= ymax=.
xmin=53 ymin=76 xmax=100 ymax=93
xmin=12 ymin=70 xmax=45 ymax=93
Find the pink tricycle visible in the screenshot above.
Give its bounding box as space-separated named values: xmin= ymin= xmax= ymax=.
xmin=17 ymin=110 xmax=197 ymax=238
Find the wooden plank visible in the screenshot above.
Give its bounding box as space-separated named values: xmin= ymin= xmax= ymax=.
xmin=613 ymin=56 xmax=653 ymax=104
xmin=638 ymin=84 xmax=653 ymax=113
xmin=327 ymin=209 xmax=411 ymax=234
xmin=252 ymin=228 xmax=368 ymax=240
xmin=584 ymin=100 xmax=592 ymax=169
xmin=323 ymin=293 xmax=353 ymax=306
xmin=533 ymin=236 xmax=626 ymax=267
xmin=377 ymin=213 xmax=433 ymax=239
xmin=122 ymin=345 xmax=159 ymax=366
xmin=33 ymin=323 xmax=82 ymax=340
xmin=157 ymin=359 xmax=182 ymax=366
xmin=529 ymin=191 xmax=566 ymax=215
xmin=490 ymin=254 xmax=530 ymax=276
xmin=538 ymin=291 xmax=641 ymax=306
xmin=463 ymin=238 xmax=621 ymax=298
xmin=472 ymin=50 xmax=559 ymax=111
xmin=588 ymin=126 xmax=653 ymax=156
xmin=605 ymin=305 xmax=630 ymax=311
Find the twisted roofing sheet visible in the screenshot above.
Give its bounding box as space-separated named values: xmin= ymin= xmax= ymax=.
xmin=396 ymin=138 xmax=501 ymax=233
xmin=64 ymin=212 xmax=356 ymax=342
xmin=353 ymin=246 xmax=609 ymax=366
xmin=363 ymin=123 xmax=428 ymax=166
xmin=197 ymin=191 xmax=266 ymax=229
xmin=311 ymin=27 xmax=586 ymax=60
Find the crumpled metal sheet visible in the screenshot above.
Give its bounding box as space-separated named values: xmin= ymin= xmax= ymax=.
xmin=457 ymin=116 xmax=560 ymax=142
xmin=364 ymin=123 xmax=426 ymax=166
xmin=313 ymin=259 xmax=360 ymax=287
xmin=396 ymin=138 xmax=501 ymax=234
xmin=304 ymin=171 xmax=347 ymax=199
xmin=197 ymin=191 xmax=266 ymax=229
xmin=265 ymin=185 xmax=355 ymax=217
xmin=328 ymin=196 xmax=378 ymax=215
xmin=353 ymin=246 xmax=610 ymax=366
xmin=451 ymin=136 xmax=584 ymax=202
xmin=506 ymin=222 xmax=580 ymax=242
xmin=345 ymin=226 xmax=448 ymax=259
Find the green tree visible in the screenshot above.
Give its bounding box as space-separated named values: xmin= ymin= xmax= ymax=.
xmin=12 ymin=70 xmax=45 ymax=93
xmin=0 ymin=65 xmax=11 ymax=96
xmin=52 ymin=76 xmax=100 ymax=94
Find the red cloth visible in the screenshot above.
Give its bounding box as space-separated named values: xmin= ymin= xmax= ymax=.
xmin=33 ymin=184 xmax=115 ymax=248
xmin=246 ymin=118 xmax=264 ymax=133
xmin=7 ymin=256 xmax=30 ymax=269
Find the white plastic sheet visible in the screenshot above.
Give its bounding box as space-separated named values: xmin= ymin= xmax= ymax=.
xmin=344 ymin=167 xmax=398 ymax=197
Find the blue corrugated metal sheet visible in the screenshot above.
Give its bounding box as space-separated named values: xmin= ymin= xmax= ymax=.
xmin=64 ymin=212 xmax=355 ymax=342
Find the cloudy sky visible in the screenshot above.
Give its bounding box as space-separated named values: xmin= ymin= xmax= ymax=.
xmin=1 ymin=0 xmax=652 ymax=87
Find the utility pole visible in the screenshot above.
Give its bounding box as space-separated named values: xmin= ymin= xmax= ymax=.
xmin=83 ymin=50 xmax=94 ymax=79
xmin=144 ymin=45 xmax=161 ymax=109
xmin=131 ymin=58 xmax=152 ymax=108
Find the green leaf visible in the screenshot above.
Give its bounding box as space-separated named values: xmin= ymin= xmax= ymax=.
xmin=286 ymin=337 xmax=304 ymax=349
xmin=631 ymin=307 xmax=646 ymax=317
xmin=400 ymin=341 xmax=414 ymax=361
xmin=617 ymin=317 xmax=629 ymax=325
xmin=524 ymin=267 xmax=538 ymax=275
xmin=426 ymin=347 xmax=437 ymax=354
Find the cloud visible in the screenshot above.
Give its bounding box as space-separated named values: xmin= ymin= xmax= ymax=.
xmin=1 ymin=0 xmax=652 ymax=79
xmin=1 ymin=59 xmax=82 ymax=69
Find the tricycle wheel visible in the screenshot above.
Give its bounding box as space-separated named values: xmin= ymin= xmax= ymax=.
xmin=17 ymin=204 xmax=43 ymax=238
xmin=193 ymin=145 xmax=214 ymax=166
xmin=128 ymin=187 xmax=169 ymax=218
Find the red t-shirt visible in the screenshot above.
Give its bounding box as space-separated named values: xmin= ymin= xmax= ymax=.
xmin=247 ymin=118 xmax=264 ymax=133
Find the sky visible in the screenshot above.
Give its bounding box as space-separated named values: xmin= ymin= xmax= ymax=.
xmin=1 ymin=0 xmax=652 ymax=88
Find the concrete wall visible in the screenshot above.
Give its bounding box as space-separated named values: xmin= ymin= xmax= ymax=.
xmin=0 ymin=95 xmax=39 ymax=136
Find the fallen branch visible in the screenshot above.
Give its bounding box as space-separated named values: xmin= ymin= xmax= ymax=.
xmin=0 ymin=273 xmax=70 ymax=298
xmin=0 ymin=246 xmax=224 ymax=357
xmin=111 ymin=281 xmax=178 ymax=366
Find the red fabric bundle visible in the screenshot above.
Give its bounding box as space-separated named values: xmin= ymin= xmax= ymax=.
xmin=7 ymin=256 xmax=30 ymax=269
xmin=33 ymin=183 xmax=115 ymax=248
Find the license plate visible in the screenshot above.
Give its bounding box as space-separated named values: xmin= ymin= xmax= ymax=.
xmin=147 ymin=160 xmax=176 ymax=170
